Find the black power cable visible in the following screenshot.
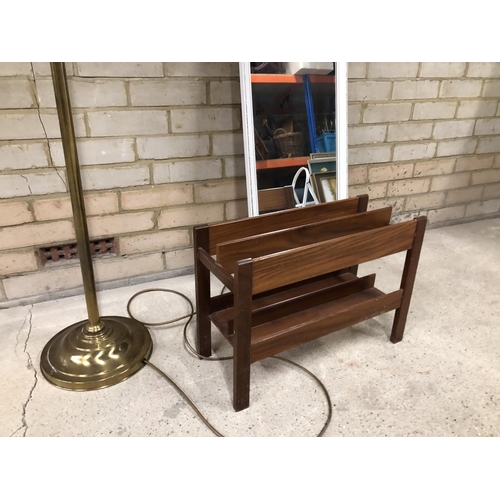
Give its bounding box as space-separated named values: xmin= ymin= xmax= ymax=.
xmin=127 ymin=288 xmax=332 ymax=437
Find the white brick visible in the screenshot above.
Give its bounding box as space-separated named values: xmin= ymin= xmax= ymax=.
xmin=31 ymin=62 xmax=73 ymax=76
xmin=76 ymin=62 xmax=163 ymax=77
xmin=39 ymin=112 xmax=86 ymax=138
xmin=387 ymin=178 xmax=430 ymax=196
xmin=0 ymin=250 xmax=38 ymax=276
xmin=393 ymin=142 xmax=437 ymax=161
xmin=367 ymin=62 xmax=419 ymax=79
xmin=431 ymin=173 xmax=470 ymax=191
xmin=483 ymin=81 xmax=500 ymax=97
xmin=471 ymin=169 xmax=500 ymax=185
xmin=433 ymin=120 xmax=475 ymax=139
xmin=226 ymin=199 xmax=248 ymax=220
xmin=348 ymin=166 xmax=368 ymax=184
xmin=420 ymin=63 xmax=466 ymax=78
xmin=165 ymin=62 xmax=238 ymax=77
xmin=348 ymin=145 xmax=392 ymax=165
xmin=387 ymin=122 xmax=433 ymax=142
xmin=467 ymin=63 xmax=500 ymax=78
xmin=0 ymin=220 xmax=75 ymax=251
xmin=121 ymin=185 xmax=193 ymax=210
xmin=0 ymin=143 xmax=48 ymax=171
xmin=80 ymin=166 xmax=150 ymax=190
xmin=437 ymin=138 xmax=477 ymax=157
xmin=25 ymin=171 xmax=67 ymax=195
xmin=36 ymin=79 xmax=128 ymax=108
xmin=0 ymin=62 xmax=31 ymax=76
xmin=195 ymin=179 xmax=247 ymax=203
xmin=348 ymin=104 xmax=361 ymax=125
xmin=368 ymin=164 xmax=414 ymax=183
xmin=439 ymin=80 xmax=482 ymax=98
xmin=475 ymin=118 xmax=500 ymax=136
xmin=455 ymin=155 xmax=494 ymax=172
xmin=171 ymin=107 xmax=240 ymax=133
xmin=33 ymin=193 xmax=119 ymax=221
xmin=465 ymin=199 xmax=500 ymax=218
xmin=457 ymin=100 xmax=498 ymax=118
xmin=212 ymin=132 xmax=244 ymax=156
xmin=348 ymin=81 xmax=392 ymax=101
xmin=165 ymin=248 xmax=193 ymax=270
xmin=210 ymin=81 xmax=241 ymax=105
xmin=0 ymin=201 xmax=32 ymax=226
xmin=88 ymin=110 xmax=169 ymax=137
xmin=0 ymin=171 xmax=66 ymax=199
xmin=392 ymin=80 xmax=439 ymax=100
xmin=363 ymin=103 xmax=412 ymax=123
xmin=153 ymin=159 xmax=222 ymax=184
xmin=0 ymin=284 xmax=6 ymax=301
xmin=3 ymin=254 xmax=164 ymax=299
xmin=137 ymin=135 xmax=210 ymax=160
xmin=406 ymin=192 xmax=446 ymax=210
xmin=348 ymin=125 xmax=386 ymax=145
xmin=0 ymin=175 xmax=31 ymax=198
xmin=3 ymin=265 xmax=82 ymax=299
xmin=427 ymin=206 xmax=466 ymax=224
xmin=413 ymin=102 xmax=457 ymax=120
xmin=348 ymin=182 xmax=387 ymax=199
xmin=348 ymin=63 xmax=367 ymax=79
xmin=0 ymin=113 xmax=44 ymax=140
xmin=446 ymin=186 xmax=483 ymax=205
xmin=151 ymin=163 xmax=170 ymax=184
xmin=120 ymin=229 xmax=189 ymax=255
xmin=50 ymin=138 xmax=136 ymax=166
xmin=223 ymin=157 xmax=245 ymax=178
xmin=483 ymin=183 xmax=500 ymax=199
xmin=368 ymin=197 xmax=406 ymax=213
xmin=0 ymin=80 xmax=34 ymax=109
xmin=94 ymin=254 xmax=165 ymax=282
xmin=476 ymin=137 xmax=500 ymax=154
xmin=414 ymin=159 xmax=456 ymax=177
xmin=130 ymin=80 xmax=206 ymax=106
xmin=158 ymin=204 xmax=224 ymax=228
xmin=88 ymin=212 xmax=155 ymax=238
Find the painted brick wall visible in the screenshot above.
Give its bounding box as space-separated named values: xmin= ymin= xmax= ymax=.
xmin=0 ymin=62 xmax=246 ymax=303
xmin=2 ymin=61 xmax=500 ymax=304
xmin=348 ymin=62 xmax=500 ymax=225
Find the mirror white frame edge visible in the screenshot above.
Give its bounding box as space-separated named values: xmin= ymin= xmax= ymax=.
xmin=239 ymin=62 xmax=348 ymax=217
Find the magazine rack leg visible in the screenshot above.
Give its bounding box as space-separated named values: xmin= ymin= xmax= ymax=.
xmin=391 ymin=216 xmax=427 ymax=343
xmin=194 ymin=226 xmax=212 ymax=357
xmin=233 ymin=259 xmax=253 ymax=411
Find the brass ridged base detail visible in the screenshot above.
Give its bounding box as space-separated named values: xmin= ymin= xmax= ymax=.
xmin=40 ymin=316 xmax=153 ymax=391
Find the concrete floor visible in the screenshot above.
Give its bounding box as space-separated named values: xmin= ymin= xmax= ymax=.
xmin=1 ymin=217 xmax=500 ymax=437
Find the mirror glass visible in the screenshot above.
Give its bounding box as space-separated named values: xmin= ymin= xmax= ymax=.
xmin=239 ymin=62 xmax=347 ymax=216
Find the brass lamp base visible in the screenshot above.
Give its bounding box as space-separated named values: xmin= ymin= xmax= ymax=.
xmin=40 ymin=316 xmax=153 ymax=391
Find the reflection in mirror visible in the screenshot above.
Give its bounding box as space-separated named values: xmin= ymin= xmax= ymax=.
xmin=239 ymin=62 xmax=348 ymax=216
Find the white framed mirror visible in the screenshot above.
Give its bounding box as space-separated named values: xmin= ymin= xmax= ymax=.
xmin=239 ymin=61 xmax=348 ymax=216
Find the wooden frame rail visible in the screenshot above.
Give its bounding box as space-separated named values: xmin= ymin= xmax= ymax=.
xmin=193 ymin=196 xmax=427 ymax=411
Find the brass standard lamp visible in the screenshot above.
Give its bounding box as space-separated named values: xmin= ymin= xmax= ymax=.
xmin=40 ymin=63 xmax=153 ymax=390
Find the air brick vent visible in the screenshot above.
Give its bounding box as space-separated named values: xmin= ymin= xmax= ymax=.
xmin=38 ymin=238 xmax=117 ymax=266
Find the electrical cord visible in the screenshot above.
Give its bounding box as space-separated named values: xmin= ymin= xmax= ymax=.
xmin=126 ymin=287 xmax=332 ymax=437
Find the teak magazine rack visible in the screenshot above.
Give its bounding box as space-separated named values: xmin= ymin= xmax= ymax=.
xmin=194 ymin=195 xmax=426 ymax=411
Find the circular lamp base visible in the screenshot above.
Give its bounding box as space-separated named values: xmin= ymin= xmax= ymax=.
xmin=40 ymin=316 xmax=153 ymax=391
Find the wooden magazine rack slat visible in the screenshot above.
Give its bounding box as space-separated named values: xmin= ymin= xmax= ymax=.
xmin=194 ymin=195 xmax=426 ymax=411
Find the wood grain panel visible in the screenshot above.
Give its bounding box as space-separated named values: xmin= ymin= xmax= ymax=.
xmin=216 ymin=207 xmax=392 ymax=271
xmin=207 ymin=196 xmax=365 ymax=253
xmin=252 ymin=220 xmax=417 ymax=294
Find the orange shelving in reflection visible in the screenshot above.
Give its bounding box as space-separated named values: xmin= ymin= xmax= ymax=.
xmin=251 ymin=74 xmax=335 ymax=84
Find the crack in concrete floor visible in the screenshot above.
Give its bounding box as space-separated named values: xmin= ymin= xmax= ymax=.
xmin=10 ymin=305 xmax=36 ymax=437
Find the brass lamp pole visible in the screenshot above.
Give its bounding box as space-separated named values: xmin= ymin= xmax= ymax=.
xmin=40 ymin=63 xmax=153 ymax=390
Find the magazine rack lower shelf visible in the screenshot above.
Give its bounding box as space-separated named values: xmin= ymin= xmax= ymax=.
xmin=194 ymin=196 xmax=426 ymax=411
